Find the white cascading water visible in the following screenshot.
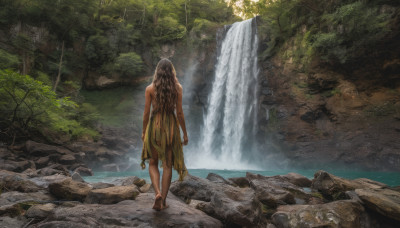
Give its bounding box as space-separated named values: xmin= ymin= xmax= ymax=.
xmin=189 ymin=18 xmax=259 ymax=170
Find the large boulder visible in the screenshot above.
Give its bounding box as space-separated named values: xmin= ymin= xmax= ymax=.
xmin=271 ymin=200 xmax=366 ymax=228
xmin=355 ymin=188 xmax=400 ymax=222
xmin=0 ymin=170 xmax=41 ymax=193
xmin=170 ymin=174 xmax=263 ymax=227
xmin=32 ymin=193 xmax=223 ymax=227
xmin=85 ymin=185 xmax=140 ymax=204
xmin=280 ymin=172 xmax=312 ymax=187
xmin=206 ymin=173 xmax=236 ymax=186
xmin=246 ymin=172 xmax=310 ymax=206
xmin=48 ymin=178 xmax=92 ymax=202
xmin=311 ymin=170 xmax=387 ymax=199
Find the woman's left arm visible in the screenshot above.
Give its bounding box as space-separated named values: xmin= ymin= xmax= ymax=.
xmin=142 ymin=85 xmax=152 ymax=141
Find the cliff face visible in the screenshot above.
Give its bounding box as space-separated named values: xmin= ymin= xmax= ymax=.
xmin=257 ymin=12 xmax=400 ymax=171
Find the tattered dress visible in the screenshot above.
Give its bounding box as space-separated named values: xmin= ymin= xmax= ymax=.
xmin=141 ymin=110 xmax=188 ymax=181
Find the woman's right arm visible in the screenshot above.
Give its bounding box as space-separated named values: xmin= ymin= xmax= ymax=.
xmin=176 ymin=84 xmax=188 ymax=145
xmin=142 ymin=85 xmax=151 ymax=141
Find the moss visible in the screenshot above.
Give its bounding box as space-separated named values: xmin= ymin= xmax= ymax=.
xmin=261 ymin=204 xmax=276 ymax=218
xmin=311 ymin=191 xmax=324 ymax=200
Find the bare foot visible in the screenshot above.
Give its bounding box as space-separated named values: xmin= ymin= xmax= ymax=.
xmin=162 ymin=200 xmax=169 ymax=210
xmin=152 ymin=193 xmax=162 ymax=211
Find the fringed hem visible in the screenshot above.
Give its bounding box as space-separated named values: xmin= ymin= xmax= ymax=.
xmin=141 ymin=112 xmax=188 ymax=181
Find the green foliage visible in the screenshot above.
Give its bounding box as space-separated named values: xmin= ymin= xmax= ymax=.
xmin=113 ymin=52 xmax=143 ymax=77
xmin=34 ymin=72 xmax=52 ymax=86
xmin=154 ymin=16 xmax=187 ymax=41
xmin=0 ymin=70 xmax=98 ymax=142
xmin=0 ymin=49 xmax=20 ymax=69
xmin=85 ymin=34 xmax=116 ymax=69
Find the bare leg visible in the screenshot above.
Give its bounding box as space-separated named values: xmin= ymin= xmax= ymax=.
xmin=161 ymin=148 xmax=173 ymax=209
xmin=149 ymin=149 xmax=162 ymax=210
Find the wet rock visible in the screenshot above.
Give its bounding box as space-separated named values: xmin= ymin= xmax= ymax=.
xmin=0 ymin=170 xmax=41 ymax=193
xmin=170 ymin=174 xmax=262 ymax=227
xmin=280 ymin=172 xmax=312 ymax=187
xmin=34 ymin=193 xmax=222 ymax=227
xmin=311 ymin=170 xmax=387 ymax=199
xmin=49 ymin=177 xmax=92 ymax=202
xmin=71 ymin=172 xmax=84 ymax=183
xmin=229 ymin=177 xmax=250 ymax=187
xmin=272 ymin=200 xmax=365 ymax=228
xmin=355 ymin=188 xmax=400 ymax=222
xmin=206 ymin=173 xmax=236 ymax=186
xmin=85 ymin=185 xmax=140 ymax=204
xmin=246 ymin=172 xmax=310 ymax=207
xmin=25 ymin=203 xmax=56 ymax=219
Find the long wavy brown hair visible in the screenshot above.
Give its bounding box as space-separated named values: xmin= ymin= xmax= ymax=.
xmin=152 ymin=58 xmax=179 ymax=114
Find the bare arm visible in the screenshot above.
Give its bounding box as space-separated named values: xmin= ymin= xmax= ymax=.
xmin=142 ymin=85 xmax=152 ymax=141
xmin=176 ymin=84 xmax=188 ymax=145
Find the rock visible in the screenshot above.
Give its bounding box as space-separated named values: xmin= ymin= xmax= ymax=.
xmin=246 ymin=172 xmax=310 ymax=207
xmin=355 ymin=188 xmax=400 ymax=222
xmin=49 ymin=178 xmax=92 ymax=202
xmin=90 ymin=182 xmax=115 ymax=190
xmin=0 ymin=216 xmax=27 ymax=228
xmin=34 ymin=193 xmax=222 ymax=227
xmin=0 ymin=160 xmax=31 ymax=172
xmin=73 ymin=166 xmax=93 ymax=176
xmin=22 ymin=168 xmax=39 ymax=178
xmin=228 ymin=177 xmax=250 ymax=187
xmin=85 ymin=185 xmax=140 ymax=204
xmin=38 ymin=167 xmax=68 ymax=176
xmin=139 ymin=183 xmax=151 ymax=193
xmin=0 ymin=204 xmax=23 ymax=217
xmin=0 ymin=191 xmax=55 ymax=206
xmin=25 ymin=140 xmax=72 ymax=156
xmin=272 ymin=200 xmax=366 ymax=228
xmin=111 ymin=176 xmax=146 ymax=187
xmin=280 ymin=172 xmax=312 ymax=187
xmin=71 ymin=172 xmax=84 ymax=183
xmin=35 ymin=156 xmax=50 ymax=169
xmin=59 ymin=154 xmax=76 ymax=165
xmin=206 ymin=173 xmax=236 ymax=186
xmin=30 ymin=174 xmax=70 ymax=188
xmin=0 ymin=170 xmax=41 ymax=193
xmin=25 ymin=203 xmax=56 ymax=219
xmin=170 ymin=174 xmax=263 ymax=227
xmin=311 ymin=170 xmax=387 ymax=199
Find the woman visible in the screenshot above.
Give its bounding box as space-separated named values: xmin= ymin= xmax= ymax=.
xmin=141 ymin=58 xmax=188 ymax=211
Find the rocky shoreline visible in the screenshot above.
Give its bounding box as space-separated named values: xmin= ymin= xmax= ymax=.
xmin=1 ymin=150 xmax=400 ymax=228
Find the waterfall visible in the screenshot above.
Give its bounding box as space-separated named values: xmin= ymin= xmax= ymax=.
xmin=189 ymin=18 xmax=259 ymax=170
